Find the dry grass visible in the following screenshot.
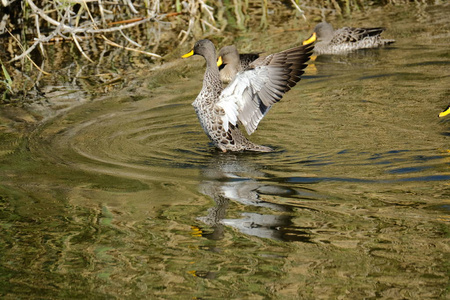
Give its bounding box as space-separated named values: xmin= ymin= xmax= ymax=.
xmin=0 ymin=0 xmax=438 ymax=102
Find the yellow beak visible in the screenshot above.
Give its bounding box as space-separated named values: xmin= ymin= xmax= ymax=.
xmin=439 ymin=105 xmax=450 ymax=117
xmin=302 ymin=32 xmax=317 ymax=45
xmin=217 ymin=56 xmax=223 ymax=67
xmin=182 ymin=50 xmax=194 ymax=58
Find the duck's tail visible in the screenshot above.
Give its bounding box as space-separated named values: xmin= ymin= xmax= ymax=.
xmin=381 ymin=38 xmax=396 ymax=45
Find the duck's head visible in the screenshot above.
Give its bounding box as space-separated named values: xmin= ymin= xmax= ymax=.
xmin=313 ymin=22 xmax=334 ymax=42
xmin=217 ymin=45 xmax=240 ymax=70
xmin=302 ymin=22 xmax=333 ymax=46
xmin=182 ymin=39 xmax=216 ymax=59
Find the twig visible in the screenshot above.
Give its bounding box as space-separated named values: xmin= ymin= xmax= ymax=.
xmin=101 ymin=35 xmax=162 ymax=58
xmin=290 ymin=0 xmax=307 ymax=21
xmin=198 ymin=0 xmax=215 ymax=23
xmin=6 ymin=30 xmax=51 ymax=75
xmin=26 ymin=0 xmax=71 ymax=30
xmin=164 ymin=12 xmax=184 ymax=17
xmin=87 ymin=2 xmax=159 ymax=58
xmin=33 ymin=14 xmax=46 ymax=58
xmin=124 ymin=0 xmax=139 ymax=14
xmin=8 ymin=27 xmax=60 ymax=62
xmin=10 ymin=5 xmax=68 ymax=62
xmin=81 ymin=0 xmax=99 ymax=30
xmin=200 ymin=19 xmax=220 ymax=32
xmin=72 ymin=32 xmax=95 ymax=62
xmin=119 ymin=29 xmax=142 ymax=47
xmin=97 ymin=0 xmax=106 ymax=25
xmin=109 ymin=17 xmax=144 ymax=26
xmin=178 ymin=0 xmax=197 ymax=45
xmin=26 ymin=0 xmax=157 ymax=35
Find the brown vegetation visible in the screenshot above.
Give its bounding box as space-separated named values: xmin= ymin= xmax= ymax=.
xmin=0 ymin=0 xmax=428 ymax=102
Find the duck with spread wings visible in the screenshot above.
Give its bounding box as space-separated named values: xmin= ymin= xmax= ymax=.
xmin=182 ymin=39 xmax=315 ymax=152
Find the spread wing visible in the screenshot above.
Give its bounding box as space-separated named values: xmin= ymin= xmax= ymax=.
xmin=332 ymin=27 xmax=385 ymax=43
xmin=216 ymin=43 xmax=314 ymax=135
xmin=239 ymin=53 xmax=261 ymax=69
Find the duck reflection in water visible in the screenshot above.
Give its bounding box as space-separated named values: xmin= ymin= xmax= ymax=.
xmin=194 ymin=152 xmax=321 ymax=242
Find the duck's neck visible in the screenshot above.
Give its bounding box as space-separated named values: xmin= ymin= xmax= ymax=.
xmin=202 ymin=52 xmax=222 ymax=96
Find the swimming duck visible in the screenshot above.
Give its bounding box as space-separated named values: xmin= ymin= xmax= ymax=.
xmin=217 ymin=45 xmax=260 ymax=83
xmin=303 ymin=21 xmax=395 ymax=55
xmin=182 ymin=39 xmax=314 ymax=152
xmin=439 ymin=105 xmax=450 ymax=117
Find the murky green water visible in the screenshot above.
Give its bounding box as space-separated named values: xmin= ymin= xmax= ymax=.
xmin=1 ymin=5 xmax=449 ymax=299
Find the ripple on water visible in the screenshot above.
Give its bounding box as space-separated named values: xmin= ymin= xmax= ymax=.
xmin=256 ymin=147 xmax=450 ymax=185
xmin=29 ymin=96 xmax=218 ymax=182
xmin=28 ymin=88 xmax=450 ymax=191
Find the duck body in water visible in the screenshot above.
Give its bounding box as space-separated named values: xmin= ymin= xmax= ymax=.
xmin=304 ymin=21 xmax=395 ymax=55
xmin=182 ymin=39 xmax=314 ymax=152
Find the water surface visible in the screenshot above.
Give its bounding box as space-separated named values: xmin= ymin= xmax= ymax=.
xmin=0 ymin=5 xmax=449 ymax=299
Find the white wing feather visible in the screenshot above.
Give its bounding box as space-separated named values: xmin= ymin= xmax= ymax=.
xmin=215 ymin=43 xmax=313 ymax=136
xmin=216 ymin=66 xmax=285 ymax=135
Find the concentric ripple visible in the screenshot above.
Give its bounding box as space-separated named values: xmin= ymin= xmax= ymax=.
xmin=28 ymin=86 xmax=217 ymax=182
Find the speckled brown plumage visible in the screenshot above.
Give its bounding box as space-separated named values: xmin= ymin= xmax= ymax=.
xmin=311 ymin=22 xmax=395 ymax=55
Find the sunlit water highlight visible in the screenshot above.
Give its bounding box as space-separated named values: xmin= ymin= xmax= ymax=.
xmin=0 ymin=5 xmax=449 ymax=299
